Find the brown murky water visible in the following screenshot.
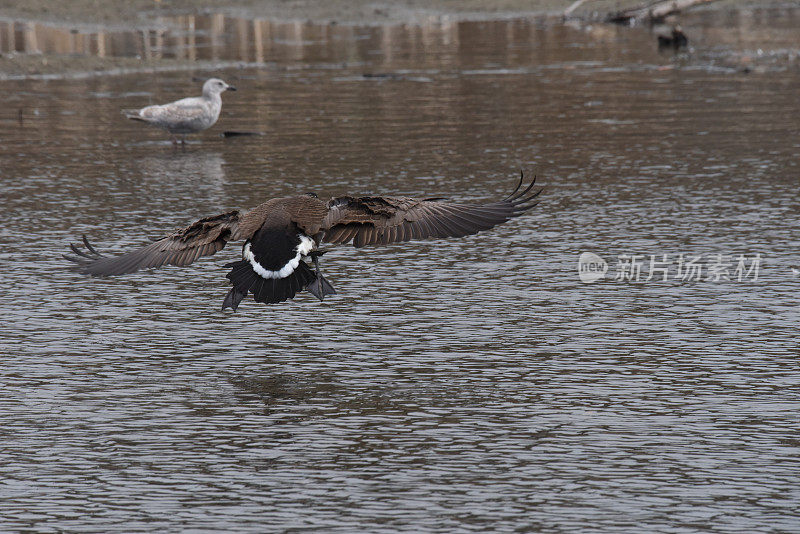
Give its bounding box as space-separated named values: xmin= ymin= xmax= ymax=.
xmin=1 ymin=12 xmax=799 ymax=533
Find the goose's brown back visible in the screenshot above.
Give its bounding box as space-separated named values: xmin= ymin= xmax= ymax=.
xmin=236 ymin=196 xmax=329 ymax=239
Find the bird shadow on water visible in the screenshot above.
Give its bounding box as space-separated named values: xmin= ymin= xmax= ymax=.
xmin=230 ymin=372 xmax=341 ymax=403
xmin=228 ymin=371 xmax=379 ymax=419
xmin=225 ymin=360 xmax=534 ymax=421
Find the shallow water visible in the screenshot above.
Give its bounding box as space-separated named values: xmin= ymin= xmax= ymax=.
xmin=1 ymin=14 xmax=799 ymax=533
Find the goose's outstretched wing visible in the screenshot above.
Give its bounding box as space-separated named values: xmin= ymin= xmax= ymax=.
xmin=320 ymin=173 xmax=542 ymax=247
xmin=65 ymin=210 xmax=241 ymax=276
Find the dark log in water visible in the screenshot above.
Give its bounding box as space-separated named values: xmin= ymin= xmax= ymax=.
xmin=221 ymin=130 xmax=265 ymax=137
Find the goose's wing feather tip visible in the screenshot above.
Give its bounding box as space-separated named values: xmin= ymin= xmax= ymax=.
xmin=65 ymin=210 xmax=242 ymax=277
xmin=321 ymin=172 xmax=544 ymax=247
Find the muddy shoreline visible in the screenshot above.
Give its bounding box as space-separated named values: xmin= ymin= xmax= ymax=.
xmin=0 ymin=0 xmax=782 ymax=27
xmin=0 ymin=0 xmax=795 ymax=79
xmin=0 ymin=0 xmax=649 ymax=27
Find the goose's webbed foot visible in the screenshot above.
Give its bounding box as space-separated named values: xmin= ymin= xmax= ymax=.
xmin=307 ymin=251 xmax=336 ymax=301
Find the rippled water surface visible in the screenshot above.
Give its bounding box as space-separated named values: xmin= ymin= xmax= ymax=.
xmin=1 ymin=14 xmax=799 ymax=533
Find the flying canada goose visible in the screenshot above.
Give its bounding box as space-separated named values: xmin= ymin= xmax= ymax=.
xmin=123 ymin=78 xmax=236 ymax=144
xmin=65 ymin=174 xmax=542 ymax=310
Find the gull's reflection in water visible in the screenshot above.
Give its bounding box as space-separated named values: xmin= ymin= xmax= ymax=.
xmin=131 ymin=151 xmax=230 ymax=209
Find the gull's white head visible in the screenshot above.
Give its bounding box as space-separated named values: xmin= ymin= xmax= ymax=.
xmin=203 ymin=78 xmax=236 ymax=97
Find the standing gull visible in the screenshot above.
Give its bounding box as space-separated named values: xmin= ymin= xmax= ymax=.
xmin=123 ymin=78 xmax=236 ymax=144
xmin=65 ymin=174 xmax=543 ymax=310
